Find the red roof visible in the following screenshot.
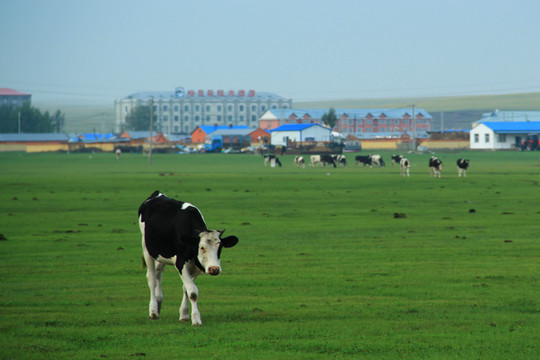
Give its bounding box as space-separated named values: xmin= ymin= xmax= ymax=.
xmin=0 ymin=88 xmax=31 ymax=96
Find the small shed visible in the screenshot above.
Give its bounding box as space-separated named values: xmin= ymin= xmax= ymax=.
xmin=0 ymin=133 xmax=69 ymax=152
xmin=270 ymin=123 xmax=332 ymax=146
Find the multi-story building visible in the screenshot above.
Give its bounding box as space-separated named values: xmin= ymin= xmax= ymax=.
xmin=114 ymin=88 xmax=292 ymax=134
xmin=0 ymin=88 xmax=31 ymax=107
xmin=260 ymin=108 xmax=432 ymax=136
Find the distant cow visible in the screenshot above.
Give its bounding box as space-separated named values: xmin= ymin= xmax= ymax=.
xmin=310 ymin=155 xmax=336 ymax=168
xmin=115 ymin=148 xmax=122 ymax=160
xmin=429 ymin=156 xmax=443 ymax=178
xmin=371 ymin=154 xmax=385 ymax=167
xmin=391 ymin=155 xmax=403 ymax=166
xmin=264 ymin=155 xmax=282 ymax=167
xmin=400 ymin=158 xmax=410 ymax=177
xmin=457 ymin=159 xmax=469 ymax=177
xmin=138 ymin=191 xmax=239 ymax=326
xmin=355 ymin=155 xmax=372 ymax=167
xmin=332 ymin=155 xmax=347 ymax=167
xmin=294 ymin=156 xmax=305 ymax=168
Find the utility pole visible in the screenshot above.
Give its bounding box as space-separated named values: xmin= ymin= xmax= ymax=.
xmin=410 ymin=104 xmax=416 ymax=151
xmin=441 ymin=111 xmax=444 ymax=134
xmin=18 ymin=112 xmax=21 ymax=134
xmin=149 ymin=98 xmax=154 ymax=165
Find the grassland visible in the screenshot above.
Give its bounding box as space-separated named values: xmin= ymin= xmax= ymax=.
xmin=0 ymin=151 xmax=539 ymax=359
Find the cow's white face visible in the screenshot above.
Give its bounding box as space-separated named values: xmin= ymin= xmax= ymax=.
xmin=197 ymin=230 xmax=239 ymax=276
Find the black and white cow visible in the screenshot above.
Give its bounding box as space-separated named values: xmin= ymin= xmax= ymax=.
xmin=429 ymin=156 xmax=443 ymax=178
xmin=399 ymin=158 xmax=410 ymax=177
xmin=355 ymin=155 xmax=372 ymax=167
xmin=332 ymin=154 xmax=347 ymax=167
xmin=138 ymin=191 xmax=239 ymax=326
xmin=371 ymin=154 xmax=385 ymax=167
xmin=457 ymin=158 xmax=469 ymax=177
xmin=294 ymin=156 xmax=305 ymax=168
xmin=311 ymin=155 xmax=336 ymax=168
xmin=264 ymin=155 xmax=282 ymax=167
xmin=391 ymin=154 xmax=403 ymax=166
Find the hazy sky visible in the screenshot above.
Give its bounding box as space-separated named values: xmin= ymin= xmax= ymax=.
xmin=1 ymin=0 xmax=539 ymax=105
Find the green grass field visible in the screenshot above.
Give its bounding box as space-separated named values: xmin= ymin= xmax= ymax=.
xmin=0 ymin=151 xmax=539 ymax=359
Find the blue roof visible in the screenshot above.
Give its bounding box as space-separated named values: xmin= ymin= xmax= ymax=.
xmin=197 ymin=125 xmax=249 ymax=135
xmin=481 ymin=121 xmax=540 ymax=133
xmin=270 ymin=123 xmax=329 ymax=132
xmin=266 ymin=108 xmax=432 ymax=119
xmin=0 ymin=133 xmax=69 ymax=142
xmin=480 ymin=111 xmax=540 ymax=122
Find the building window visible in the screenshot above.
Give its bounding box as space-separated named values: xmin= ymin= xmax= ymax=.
xmin=227 ymin=105 xmax=233 ymax=112
xmin=163 ymin=105 xmax=168 ymax=111
xmin=205 ymin=105 xmax=211 ymax=112
xmin=239 ymin=116 xmax=244 ymax=122
xmin=195 ymin=105 xmax=200 ymax=112
xmin=498 ymin=134 xmax=506 ymax=142
xmin=217 ymin=105 xmax=222 ymax=111
xmin=251 ymin=105 xmax=257 ymax=112
xmin=206 ymin=115 xmax=210 ymax=122
xmin=184 ymin=105 xmax=189 ymax=111
xmin=195 ymin=115 xmax=200 ymax=122
xmin=174 ymin=105 xmax=179 ymax=112
xmin=217 ymin=115 xmax=222 ymax=122
xmin=485 ymin=133 xmax=490 ymax=143
xmin=227 ymin=115 xmax=233 ymax=122
xmin=174 ymin=115 xmax=179 ymax=121
xmin=474 ymin=134 xmax=479 ymax=143
xmin=239 ymin=105 xmax=244 ymax=112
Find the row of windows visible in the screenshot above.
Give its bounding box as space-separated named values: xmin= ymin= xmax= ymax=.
xmin=124 ymin=103 xmax=289 ymax=114
xmin=158 ymin=114 xmax=259 ymax=123
xmin=340 ymin=119 xmax=430 ymax=125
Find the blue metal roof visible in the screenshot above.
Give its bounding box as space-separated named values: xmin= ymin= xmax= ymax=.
xmin=0 ymin=133 xmax=69 ymax=142
xmin=197 ymin=125 xmax=249 ymax=134
xmin=480 ymin=111 xmax=540 ymax=122
xmin=270 ymin=123 xmax=329 ymax=132
xmin=481 ymin=121 xmax=540 ymax=133
xmin=267 ymin=108 xmax=432 ymax=119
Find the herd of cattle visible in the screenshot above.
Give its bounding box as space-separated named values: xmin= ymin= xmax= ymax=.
xmin=264 ymin=153 xmax=470 ymax=177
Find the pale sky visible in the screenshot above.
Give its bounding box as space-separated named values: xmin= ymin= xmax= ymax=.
xmin=1 ymin=0 xmax=539 ymax=105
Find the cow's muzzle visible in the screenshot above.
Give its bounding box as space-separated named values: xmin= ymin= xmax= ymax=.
xmin=207 ymin=266 xmax=220 ymax=276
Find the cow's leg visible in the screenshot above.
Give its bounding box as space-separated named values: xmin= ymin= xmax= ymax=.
xmin=143 ymin=251 xmax=160 ymax=320
xmin=154 ymin=261 xmax=166 ymax=315
xmin=179 ymin=271 xmax=202 ymax=326
xmin=179 ymin=286 xmax=190 ymax=322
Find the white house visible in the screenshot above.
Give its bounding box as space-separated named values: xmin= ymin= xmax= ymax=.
xmin=470 ymin=121 xmax=540 ymax=150
xmin=270 ymin=123 xmax=332 ymax=146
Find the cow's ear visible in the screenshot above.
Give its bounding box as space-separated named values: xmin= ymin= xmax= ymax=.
xmin=221 ymin=236 xmax=238 ymax=248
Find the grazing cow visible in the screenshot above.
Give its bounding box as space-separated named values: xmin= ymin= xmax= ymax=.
xmin=371 ymin=154 xmax=385 ymax=167
xmin=138 ymin=191 xmax=239 ymax=326
xmin=115 ymin=148 xmax=122 ymax=160
xmin=355 ymin=155 xmax=372 ymax=167
xmin=391 ymin=154 xmax=403 ymax=166
xmin=264 ymin=155 xmax=282 ymax=167
xmin=320 ymin=154 xmax=337 ymax=168
xmin=294 ymin=156 xmax=305 ymax=168
xmin=310 ymin=155 xmax=323 ymax=167
xmin=429 ymin=156 xmax=443 ymax=178
xmin=400 ymin=158 xmax=410 ymax=177
xmin=457 ymin=158 xmax=469 ymax=177
xmin=332 ymin=154 xmax=347 ymax=167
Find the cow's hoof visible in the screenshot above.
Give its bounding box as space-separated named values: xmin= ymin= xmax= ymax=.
xmin=192 ymin=323 xmax=202 ymax=327
xmin=149 ymin=314 xmax=159 ymax=320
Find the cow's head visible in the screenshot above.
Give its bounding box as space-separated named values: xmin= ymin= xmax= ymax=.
xmin=197 ymin=230 xmax=239 ymax=276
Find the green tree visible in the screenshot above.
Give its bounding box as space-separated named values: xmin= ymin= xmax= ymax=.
xmin=125 ymin=104 xmax=154 ymax=131
xmin=321 ymin=107 xmax=337 ymax=129
xmin=0 ymin=103 xmax=64 ymax=133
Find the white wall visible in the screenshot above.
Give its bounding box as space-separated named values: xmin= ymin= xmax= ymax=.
xmin=470 ymin=124 xmax=518 ymax=150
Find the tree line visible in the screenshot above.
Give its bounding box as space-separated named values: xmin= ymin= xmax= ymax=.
xmin=0 ymin=103 xmax=65 ymax=133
